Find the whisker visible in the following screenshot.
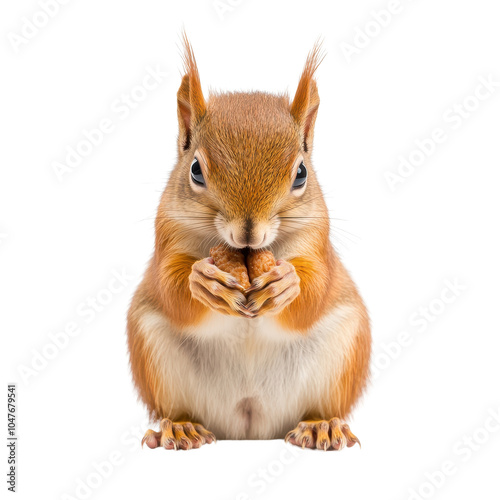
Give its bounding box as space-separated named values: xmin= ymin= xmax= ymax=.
xmin=176 ymin=194 xmax=218 ymax=213
xmin=330 ymin=226 xmax=360 ymax=241
xmin=156 ymin=217 xmax=216 ymax=220
xmin=278 ymin=216 xmax=347 ymax=221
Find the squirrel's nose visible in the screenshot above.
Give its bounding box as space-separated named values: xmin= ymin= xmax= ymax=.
xmin=230 ymin=231 xmax=252 ymax=248
xmin=230 ymin=220 xmax=266 ymax=249
xmin=230 ymin=233 xmax=266 ymax=249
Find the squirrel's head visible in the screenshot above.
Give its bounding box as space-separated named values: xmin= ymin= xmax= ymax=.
xmin=166 ymin=34 xmax=325 ymax=251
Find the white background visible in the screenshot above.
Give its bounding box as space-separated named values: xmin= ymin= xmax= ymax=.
xmin=1 ymin=0 xmax=500 ymax=499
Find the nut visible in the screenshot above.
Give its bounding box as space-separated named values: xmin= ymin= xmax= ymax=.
xmin=209 ymin=245 xmax=277 ymax=291
xmin=210 ymin=244 xmax=250 ymax=289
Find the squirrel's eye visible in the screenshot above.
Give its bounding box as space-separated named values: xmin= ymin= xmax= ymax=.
xmin=292 ymin=162 xmax=307 ymax=189
xmin=190 ymin=158 xmax=205 ymax=186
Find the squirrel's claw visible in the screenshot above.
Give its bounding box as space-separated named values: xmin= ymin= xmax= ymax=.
xmin=285 ymin=419 xmax=360 ymax=451
xmin=246 ymin=261 xmax=300 ymax=316
xmin=142 ymin=419 xmax=216 ymax=451
xmin=190 ymin=258 xmax=252 ymax=317
xmin=195 ymin=257 xmax=247 ymax=292
xmin=246 ymin=259 xmax=293 ymax=292
xmin=141 ymin=429 xmax=160 ymax=449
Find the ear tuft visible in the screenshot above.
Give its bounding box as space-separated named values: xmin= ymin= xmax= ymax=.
xmin=291 ymin=40 xmax=325 ymax=152
xmin=177 ymin=31 xmax=206 ymax=152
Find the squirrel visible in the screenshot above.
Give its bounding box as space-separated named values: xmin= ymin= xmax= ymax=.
xmin=127 ymin=34 xmax=371 ymax=451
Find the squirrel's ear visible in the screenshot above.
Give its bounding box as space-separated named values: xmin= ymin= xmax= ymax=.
xmin=177 ymin=33 xmax=206 ymax=152
xmin=290 ymin=42 xmax=324 ymax=153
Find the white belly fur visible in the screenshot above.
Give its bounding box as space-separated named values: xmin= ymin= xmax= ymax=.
xmin=139 ymin=304 xmax=359 ymax=439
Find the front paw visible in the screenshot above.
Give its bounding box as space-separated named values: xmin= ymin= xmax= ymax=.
xmin=189 ymin=257 xmax=254 ymax=318
xmin=246 ymin=260 xmax=300 ymax=316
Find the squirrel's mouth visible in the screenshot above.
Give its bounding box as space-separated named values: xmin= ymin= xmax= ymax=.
xmin=241 ymin=246 xmax=268 ymax=256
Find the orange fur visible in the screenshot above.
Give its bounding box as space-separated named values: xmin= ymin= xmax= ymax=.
xmin=276 ymin=249 xmax=332 ymax=332
xmin=151 ymin=223 xmax=209 ymax=328
xmin=330 ymin=314 xmax=371 ymax=418
xmin=290 ymin=41 xmax=324 ymax=151
xmin=153 ymin=254 xmax=207 ymax=328
xmin=177 ymin=32 xmax=206 ymax=152
xmin=127 ymin=285 xmax=170 ymax=421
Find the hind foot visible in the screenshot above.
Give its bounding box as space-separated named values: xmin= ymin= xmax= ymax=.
xmin=285 ymin=418 xmax=360 ymax=451
xmin=141 ymin=418 xmax=216 ymax=450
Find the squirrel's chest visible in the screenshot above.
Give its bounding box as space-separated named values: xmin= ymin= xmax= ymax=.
xmin=179 ymin=314 xmax=317 ymax=438
xmin=186 ymin=310 xmax=298 ymax=343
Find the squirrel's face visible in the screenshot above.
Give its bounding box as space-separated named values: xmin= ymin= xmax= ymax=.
xmin=167 ymin=36 xmax=324 ymax=251
xmin=184 ymin=93 xmax=310 ymax=249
